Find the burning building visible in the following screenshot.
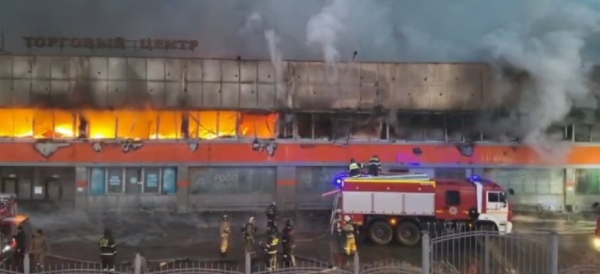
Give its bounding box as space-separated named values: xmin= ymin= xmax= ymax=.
xmin=0 ymin=54 xmax=598 ymax=214
xmin=2 ymin=0 xmax=600 ymax=214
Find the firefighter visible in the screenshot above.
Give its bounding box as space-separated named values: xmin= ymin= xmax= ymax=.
xmin=242 ymin=217 xmax=257 ymax=258
xmin=332 ymin=209 xmax=344 ymax=250
xmin=262 ymin=233 xmax=280 ymax=271
xmin=342 ymin=216 xmax=357 ymax=256
xmin=281 ymin=219 xmax=296 ymax=267
xmin=99 ymin=228 xmax=117 ymax=271
xmin=30 ymin=228 xmax=49 ymax=268
xmin=219 ymin=215 xmax=231 ymax=257
xmin=266 ymin=202 xmax=278 ymax=230
xmin=348 ymin=159 xmax=361 ymax=177
xmin=13 ymin=225 xmax=26 ymax=271
xmin=367 ymin=155 xmax=381 ymax=176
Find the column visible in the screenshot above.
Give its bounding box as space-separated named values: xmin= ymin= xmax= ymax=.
xmin=276 ymin=166 xmax=296 ymax=211
xmin=176 ymin=165 xmax=190 ymax=213
xmin=74 ymin=166 xmax=88 ymax=209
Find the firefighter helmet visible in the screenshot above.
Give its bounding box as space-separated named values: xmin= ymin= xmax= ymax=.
xmin=249 ymin=216 xmax=255 ymax=223
xmin=343 ymin=215 xmax=351 ymax=222
xmin=223 ymin=215 xmax=228 ymax=221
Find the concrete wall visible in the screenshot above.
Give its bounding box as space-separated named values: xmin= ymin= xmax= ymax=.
xmin=0 ymin=55 xmax=491 ymax=111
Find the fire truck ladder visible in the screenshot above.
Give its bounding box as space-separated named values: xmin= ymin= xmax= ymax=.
xmin=330 ymin=191 xmax=341 ymax=234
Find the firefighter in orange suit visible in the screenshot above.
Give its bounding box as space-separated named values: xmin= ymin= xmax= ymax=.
xmin=220 ymin=215 xmax=231 ymax=257
xmin=342 ymin=216 xmax=357 ymax=256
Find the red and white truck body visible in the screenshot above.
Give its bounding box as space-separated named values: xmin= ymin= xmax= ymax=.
xmin=329 ymin=173 xmax=513 ymax=246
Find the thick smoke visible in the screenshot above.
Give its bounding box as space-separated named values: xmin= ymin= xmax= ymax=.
xmin=306 ymin=0 xmax=348 ymax=82
xmin=264 ymin=30 xmax=287 ymax=107
xmin=242 ymin=12 xmax=287 ymax=107
xmin=480 ymin=2 xmax=600 ymax=159
xmin=4 ymin=0 xmax=600 ymax=158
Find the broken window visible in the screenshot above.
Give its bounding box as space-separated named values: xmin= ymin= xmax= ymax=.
xmin=347 ymin=114 xmax=383 ymax=141
xmin=189 ymin=111 xmax=238 ymax=139
xmin=574 ymin=124 xmax=592 ymax=142
xmin=116 ymin=110 xmax=157 ymax=140
xmin=239 ymin=113 xmax=279 ymax=139
xmin=313 ymin=113 xmax=333 ymax=140
xmin=53 ymin=110 xmax=76 ymax=138
xmin=84 ymin=110 xmax=117 ymax=139
xmin=331 ymin=114 xmax=353 ymax=140
xmin=388 ymin=113 xmax=409 ymax=141
xmin=446 ymin=115 xmax=463 ymax=142
xmin=406 ymin=115 xmax=426 ymax=141
xmin=32 ymin=110 xmax=75 ymax=139
xmin=33 ymin=110 xmax=53 ymax=138
xmin=296 ymin=113 xmax=313 ymax=139
xmin=0 ymin=109 xmax=30 ymax=137
xmin=277 ymin=113 xmax=293 ymax=139
xmin=424 ymin=114 xmax=445 ymax=141
xmin=156 ymin=111 xmax=182 ymax=139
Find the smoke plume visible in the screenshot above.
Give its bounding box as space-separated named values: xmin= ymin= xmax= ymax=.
xmin=306 ymin=0 xmax=348 ymax=82
xmin=480 ymin=2 xmax=600 ymax=160
xmin=264 ymin=29 xmax=287 ymax=107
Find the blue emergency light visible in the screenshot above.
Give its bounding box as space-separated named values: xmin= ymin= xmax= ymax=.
xmin=332 ymin=171 xmax=348 ymax=188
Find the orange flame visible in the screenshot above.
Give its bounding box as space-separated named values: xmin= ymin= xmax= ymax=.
xmin=0 ymin=108 xmax=279 ymax=140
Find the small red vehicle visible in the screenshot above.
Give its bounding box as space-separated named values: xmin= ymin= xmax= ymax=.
xmin=326 ymin=172 xmax=513 ymax=246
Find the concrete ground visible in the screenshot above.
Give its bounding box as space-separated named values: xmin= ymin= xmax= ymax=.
xmin=8 ymin=202 xmax=600 ymax=272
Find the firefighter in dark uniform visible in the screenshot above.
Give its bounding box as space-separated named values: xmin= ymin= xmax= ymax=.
xmin=262 ymin=233 xmax=280 ymax=271
xmin=348 ymin=159 xmax=362 ymax=177
xmin=14 ymin=226 xmax=26 ymax=271
xmin=367 ymin=155 xmax=381 ymax=176
xmin=99 ymin=228 xmax=117 ymax=271
xmin=242 ymin=217 xmax=258 ymax=258
xmin=266 ymin=202 xmax=278 ymax=230
xmin=281 ymin=219 xmax=296 ymax=267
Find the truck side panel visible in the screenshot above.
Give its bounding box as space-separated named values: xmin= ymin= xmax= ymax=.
xmin=343 ymin=191 xmax=436 ymax=216
xmin=342 ymin=191 xmax=372 ymax=213
xmin=403 ymin=193 xmax=436 ymax=215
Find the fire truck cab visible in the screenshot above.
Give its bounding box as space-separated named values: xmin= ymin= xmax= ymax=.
xmin=327 ymin=172 xmax=513 ymax=246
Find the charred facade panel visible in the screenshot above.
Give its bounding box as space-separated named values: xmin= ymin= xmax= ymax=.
xmin=0 ymin=55 xmax=494 ymax=111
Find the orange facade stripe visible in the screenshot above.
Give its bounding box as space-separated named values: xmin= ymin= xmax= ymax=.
xmin=2 ymin=142 xmax=600 ymax=165
xmin=278 ymin=180 xmax=296 ymax=186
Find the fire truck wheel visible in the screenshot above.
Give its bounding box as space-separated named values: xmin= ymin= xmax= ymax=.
xmin=395 ymin=221 xmax=420 ymax=246
xmin=368 ymin=221 xmax=393 ymax=245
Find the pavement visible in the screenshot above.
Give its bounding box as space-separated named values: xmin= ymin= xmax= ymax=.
xmin=9 ymin=202 xmax=600 ymax=270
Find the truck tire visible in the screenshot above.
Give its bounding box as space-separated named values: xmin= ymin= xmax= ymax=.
xmin=396 ymin=221 xmax=421 ymax=246
xmin=368 ymin=221 xmax=393 ymax=245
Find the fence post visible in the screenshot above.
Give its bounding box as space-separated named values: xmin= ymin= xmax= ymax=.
xmin=245 ymin=252 xmax=251 ymax=274
xmin=134 ymin=253 xmax=141 ymax=274
xmin=353 ymin=252 xmax=359 ymax=274
xmin=550 ymin=232 xmax=559 ymax=274
xmin=422 ymin=231 xmax=430 ymax=274
xmin=23 ymin=254 xmax=30 ymax=274
xmin=484 ymin=232 xmax=490 ymax=274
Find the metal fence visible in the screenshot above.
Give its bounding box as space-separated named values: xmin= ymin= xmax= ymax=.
xmin=1 ymin=230 xmax=600 ymax=274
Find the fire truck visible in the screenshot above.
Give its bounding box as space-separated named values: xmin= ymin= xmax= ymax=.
xmin=0 ymin=194 xmax=29 ymax=264
xmin=325 ymin=172 xmax=513 ymax=246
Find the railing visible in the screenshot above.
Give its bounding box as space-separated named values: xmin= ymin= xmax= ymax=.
xmin=2 ymin=230 xmax=600 ymax=273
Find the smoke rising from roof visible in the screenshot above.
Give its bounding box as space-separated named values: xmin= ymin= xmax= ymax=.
xmin=479 ymin=2 xmax=600 ymax=160
xmin=3 ymin=0 xmax=600 ymax=158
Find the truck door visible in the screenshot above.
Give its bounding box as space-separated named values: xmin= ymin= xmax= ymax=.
xmin=486 ymin=191 xmax=509 ymax=221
